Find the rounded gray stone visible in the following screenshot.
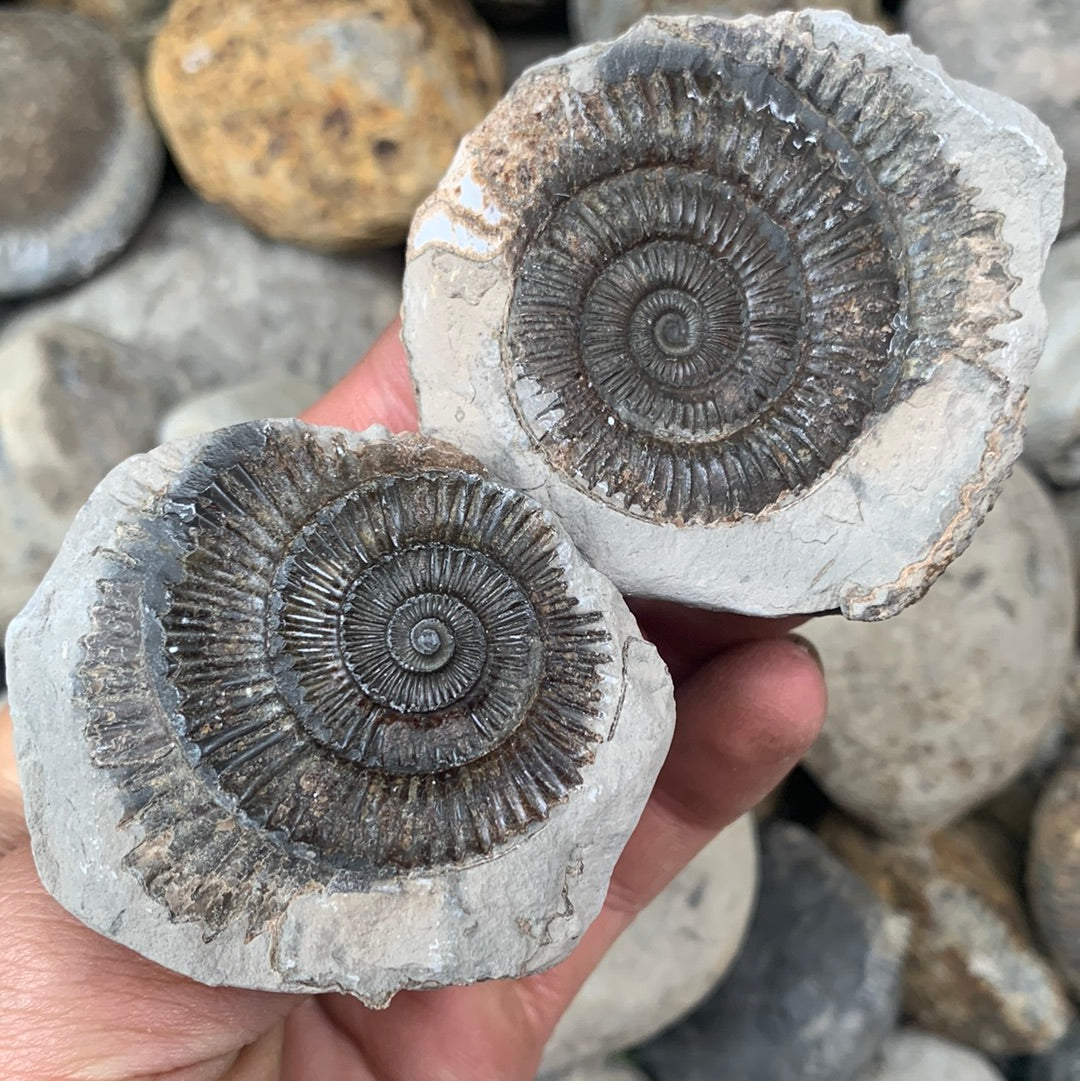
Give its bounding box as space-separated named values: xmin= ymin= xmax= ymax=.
xmin=803 ymin=465 xmax=1075 ymax=837
xmin=903 ymin=0 xmax=1080 ymax=235
xmin=857 ymin=1031 xmax=1006 ymax=1081
xmin=634 ymin=822 xmax=908 ymax=1081
xmin=0 ymin=9 xmax=163 ymax=297
xmin=540 ymin=814 xmax=758 ymax=1074
xmin=547 ymin=1059 xmax=650 ymax=1081
xmin=404 ymin=12 xmax=1063 ymax=620
xmin=1024 ymin=1024 xmax=1080 ymax=1081
xmin=157 ymin=377 xmax=324 ymax=443
xmin=0 ymin=322 xmax=162 ymax=635
xmin=5 ymin=421 xmax=675 ymax=1005
xmin=4 ymin=188 xmax=403 ymax=407
xmin=1026 ymin=233 xmax=1080 ymax=487
xmin=570 ymin=0 xmax=889 ymax=41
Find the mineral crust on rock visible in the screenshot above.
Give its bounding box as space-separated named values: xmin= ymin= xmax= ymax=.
xmin=404 ymin=12 xmax=1064 ymax=619
xmin=0 ymin=9 xmax=163 ymax=297
xmin=5 ymin=420 xmax=674 ymax=1004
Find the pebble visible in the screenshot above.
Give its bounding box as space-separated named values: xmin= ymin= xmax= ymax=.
xmin=1027 ymin=233 xmax=1080 ymax=487
xmin=902 ymin=0 xmax=1080 ymax=235
xmin=569 ymin=0 xmax=889 ymax=42
xmin=802 ymin=465 xmax=1074 ymax=837
xmin=635 ymin=822 xmax=908 ymax=1081
xmin=157 ymin=377 xmax=324 ymax=443
xmin=1028 ymin=752 xmax=1080 ymax=1000
xmin=29 ymin=0 xmax=172 ymax=62
xmin=545 ymin=1059 xmax=651 ymax=1081
xmin=857 ymin=1030 xmax=1006 ymax=1081
xmin=147 ymin=0 xmax=503 ymax=250
xmin=1019 ymin=1024 xmax=1080 ymax=1081
xmin=4 ymin=188 xmax=403 ymax=405
xmin=0 ymin=9 xmax=163 ymax=298
xmin=0 ymin=323 xmax=161 ymax=632
xmin=821 ymin=814 xmax=1073 ymax=1056
xmin=540 ymin=815 xmax=758 ymax=1074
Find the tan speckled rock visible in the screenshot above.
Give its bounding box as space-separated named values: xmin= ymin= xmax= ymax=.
xmin=570 ymin=0 xmax=890 ymax=42
xmin=822 ymin=814 xmax=1073 ymax=1056
xmin=1029 ymin=752 xmax=1080 ymax=999
xmin=148 ymin=0 xmax=503 ymax=250
xmin=803 ymin=465 xmax=1075 ymax=837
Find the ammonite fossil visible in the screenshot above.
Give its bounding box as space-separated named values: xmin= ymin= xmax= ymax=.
xmin=403 ymin=12 xmax=1065 ymax=619
xmin=5 ymin=420 xmax=674 ymax=1002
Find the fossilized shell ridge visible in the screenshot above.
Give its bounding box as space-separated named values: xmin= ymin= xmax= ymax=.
xmin=6 ymin=420 xmax=674 ymax=1002
xmin=403 ymin=12 xmax=1064 ymax=619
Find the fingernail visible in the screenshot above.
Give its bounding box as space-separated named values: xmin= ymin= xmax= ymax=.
xmin=786 ymin=632 xmax=824 ymax=674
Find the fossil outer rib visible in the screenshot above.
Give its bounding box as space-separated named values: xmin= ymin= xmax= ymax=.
xmin=5 ymin=420 xmax=674 ymax=1003
xmin=403 ymin=12 xmax=1065 ymax=619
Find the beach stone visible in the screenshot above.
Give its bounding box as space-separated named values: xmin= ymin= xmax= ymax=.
xmin=158 ymin=377 xmax=323 ymax=443
xmin=0 ymin=323 xmax=161 ymax=634
xmin=571 ymin=0 xmax=889 ymax=40
xmin=802 ymin=465 xmax=1074 ymax=837
xmin=0 ymin=9 xmax=163 ymax=298
xmin=148 ymin=0 xmax=502 ymax=250
xmin=1021 ymin=1024 xmax=1080 ymax=1081
xmin=903 ymin=0 xmax=1080 ymax=235
xmin=822 ymin=814 xmax=1073 ymax=1056
xmin=540 ymin=815 xmax=758 ymax=1074
xmin=405 ymin=12 xmax=1063 ymax=619
xmin=636 ymin=822 xmax=907 ymax=1081
xmin=30 ymin=0 xmax=172 ymax=62
xmin=1029 ymin=752 xmax=1080 ymax=999
xmin=858 ymin=1030 xmax=1006 ymax=1081
xmin=546 ymin=1059 xmax=651 ymax=1081
xmin=1027 ymin=234 xmax=1080 ymax=487
xmin=4 ymin=188 xmax=403 ymax=404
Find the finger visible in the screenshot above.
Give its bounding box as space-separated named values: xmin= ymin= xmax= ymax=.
xmin=0 ymin=704 xmax=27 ymax=858
xmin=518 ymin=634 xmax=827 ymax=1033
xmin=302 ymin=317 xmax=418 ymax=433
xmin=0 ymin=844 xmax=300 ymax=1081
xmin=320 ymin=635 xmax=827 ymax=1081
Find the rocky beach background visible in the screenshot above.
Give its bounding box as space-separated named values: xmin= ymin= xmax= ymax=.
xmin=1 ymin=1 xmax=1079 ymax=1078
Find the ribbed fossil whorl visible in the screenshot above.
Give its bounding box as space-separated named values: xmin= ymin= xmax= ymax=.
xmin=406 ymin=13 xmax=1031 ymax=554
xmin=499 ymin=24 xmax=1014 ymax=524
xmin=67 ymin=422 xmax=618 ymax=936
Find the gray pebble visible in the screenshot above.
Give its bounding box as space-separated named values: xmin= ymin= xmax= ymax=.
xmin=635 ymin=822 xmax=908 ymax=1081
xmin=858 ymin=1030 xmax=1006 ymax=1081
xmin=0 ymin=9 xmax=163 ymax=297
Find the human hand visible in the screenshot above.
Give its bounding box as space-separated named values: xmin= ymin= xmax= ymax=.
xmin=0 ymin=320 xmax=827 ymax=1081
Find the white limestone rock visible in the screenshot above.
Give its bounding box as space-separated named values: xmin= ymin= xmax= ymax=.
xmin=403 ymin=13 xmax=1064 ymax=620
xmin=6 ymin=421 xmax=674 ymax=1005
xmin=157 ymin=378 xmax=323 ymax=443
xmin=1026 ymin=233 xmax=1080 ymax=487
xmin=803 ymin=465 xmax=1075 ymax=837
xmin=857 ymin=1031 xmax=1006 ymax=1081
xmin=4 ymin=188 xmax=403 ymax=406
xmin=540 ymin=815 xmax=758 ymax=1074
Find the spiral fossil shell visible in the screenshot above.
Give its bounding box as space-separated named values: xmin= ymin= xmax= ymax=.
xmin=6 ymin=420 xmax=674 ymax=1001
xmin=404 ymin=12 xmax=1064 ymax=618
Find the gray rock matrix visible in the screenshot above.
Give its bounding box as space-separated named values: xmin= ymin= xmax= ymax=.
xmin=635 ymin=822 xmax=909 ymax=1081
xmin=404 ymin=12 xmax=1064 ymax=620
xmin=6 ymin=421 xmax=675 ymax=1004
xmin=903 ymin=0 xmax=1080 ymax=235
xmin=0 ymin=9 xmax=163 ymax=297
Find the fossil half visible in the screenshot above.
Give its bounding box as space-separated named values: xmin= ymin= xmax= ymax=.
xmin=6 ymin=420 xmax=674 ymax=1002
xmin=403 ymin=12 xmax=1065 ymax=619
